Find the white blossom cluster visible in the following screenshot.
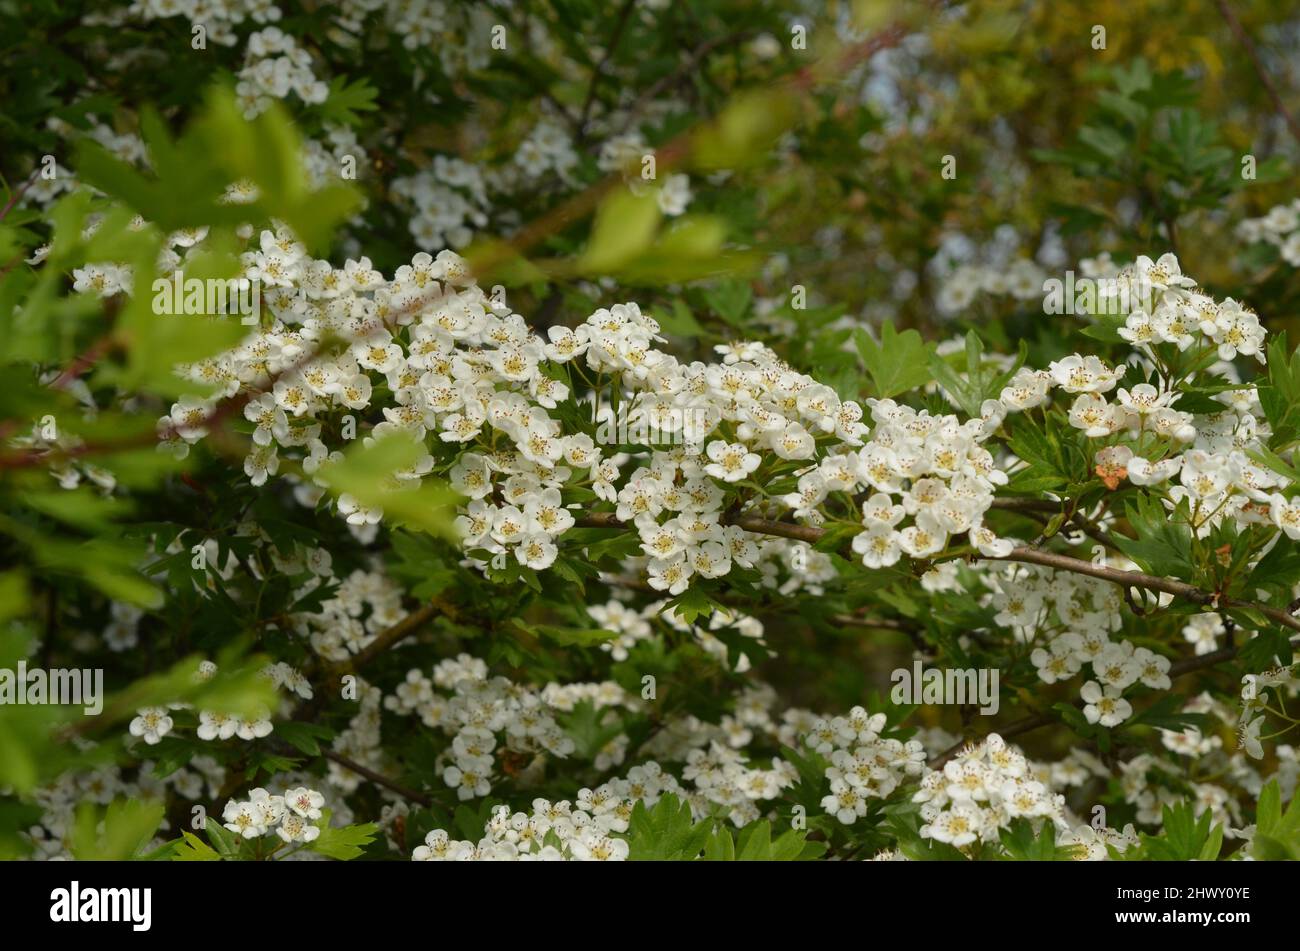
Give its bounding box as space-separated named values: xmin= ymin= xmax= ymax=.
xmin=808 ymin=706 xmax=927 ymax=823
xmin=597 ymin=131 xmax=694 ymax=216
xmin=22 ymin=117 xmax=148 ymax=209
xmin=92 ymin=0 xmax=283 ymax=48
xmin=326 ymin=677 xmax=387 ymax=794
xmin=1237 ymin=198 xmax=1300 ymax=267
xmin=369 ymin=0 xmax=500 ymax=69
xmin=912 ymin=733 xmax=1139 ymax=858
xmin=407 ymin=709 xmax=805 ymax=860
xmin=1238 ymin=665 xmax=1300 ymax=762
xmin=1118 ymin=741 xmax=1248 ymax=837
xmin=840 ymin=397 xmax=1011 ymax=570
xmin=989 ymin=254 xmax=1289 ymax=544
xmin=19 ymin=755 xmax=226 ymax=860
xmin=291 ymin=566 xmax=409 ymax=662
xmin=589 ymin=596 xmax=769 ymax=673
xmin=384 ymin=653 xmax=589 ymax=801
xmin=126 ymin=230 xmax=958 ymax=596
xmin=222 ymin=786 xmax=326 ymax=843
xmin=391 ymin=158 xmax=492 ymax=251
xmin=126 ymin=660 xmax=275 ymax=747
xmin=235 ymin=28 xmax=329 ymax=118
xmin=935 ymin=257 xmax=1050 ymax=314
xmin=46 ymin=236 xmax=1297 ymax=630
xmin=969 ymin=561 xmax=1167 ymax=730
xmin=301 ymin=126 xmax=366 ymax=190
xmin=412 ymin=764 xmax=685 ymax=861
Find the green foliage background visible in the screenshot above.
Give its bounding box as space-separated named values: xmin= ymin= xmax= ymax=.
xmin=1 ymin=0 xmax=1300 ymax=861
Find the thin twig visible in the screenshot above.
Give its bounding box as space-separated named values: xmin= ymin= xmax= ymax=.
xmin=577 ymin=0 xmax=639 ymax=141
xmin=926 ymin=644 xmax=1257 ymax=769
xmin=321 ymin=749 xmax=430 ymax=806
xmin=1216 ymin=0 xmax=1300 ymax=144
xmin=574 ymin=512 xmax=1300 ymax=634
xmin=613 ymin=31 xmax=755 ymax=138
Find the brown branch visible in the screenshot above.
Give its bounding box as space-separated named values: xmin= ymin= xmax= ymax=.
xmin=470 ymin=19 xmax=913 ymax=279
xmin=577 ymin=0 xmax=639 ymax=141
xmin=574 ymin=514 xmax=1300 ymax=634
xmin=926 ymin=645 xmax=1253 ymax=769
xmin=613 ymin=31 xmax=756 ymax=137
xmin=998 ymin=546 xmax=1300 ymax=635
xmin=1 ymin=287 xmax=434 ymax=470
xmin=329 ymin=599 xmax=455 ymax=679
xmin=292 ymin=597 xmax=456 ymax=727
xmin=599 ymin=571 xmax=917 ymax=633
xmin=0 ymin=167 xmax=40 ymax=224
xmin=1216 ymin=0 xmax=1300 ymax=144
xmin=320 ymin=749 xmax=430 ymax=806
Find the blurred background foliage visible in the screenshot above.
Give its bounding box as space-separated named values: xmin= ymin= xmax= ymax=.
xmin=0 ymin=0 xmax=1299 ymax=857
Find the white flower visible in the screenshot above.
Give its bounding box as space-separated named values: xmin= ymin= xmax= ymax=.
xmin=236 ymin=712 xmax=274 ymax=740
xmin=852 ymin=525 xmax=902 ymax=568
xmin=703 ymin=440 xmax=761 ymax=482
xmin=647 ymin=556 xmax=693 ymax=595
xmin=1116 ymin=383 xmax=1172 ymax=416
xmin=1092 ymin=643 xmax=1140 ymax=689
xmin=821 ymin=779 xmax=867 ymax=824
xmin=444 ymin=764 xmax=492 ymax=800
xmin=285 ymin=787 xmax=325 ymax=820
xmin=1048 ymin=354 xmax=1120 ymax=393
xmin=515 ymin=533 xmax=558 ymax=570
xmin=1067 ymin=393 xmax=1117 ymax=437
xmin=1118 ymin=309 xmax=1158 ymax=347
xmin=1080 ymin=680 xmax=1132 ymax=728
xmin=1127 ymin=455 xmax=1181 ymax=486
xmin=128 ymin=707 xmax=174 ymax=745
xmin=1132 ymin=647 xmax=1171 ymax=690
xmin=656 ymin=174 xmax=693 ymax=216
xmin=277 ymin=813 xmax=321 ymax=843
xmin=197 ymin=710 xmax=239 ymax=741
xmin=896 ymin=512 xmax=947 ymax=558
xmin=1269 ymin=493 xmax=1300 ymax=539
xmin=222 ymin=799 xmax=264 ymax=838
xmin=925 ymin=803 xmax=984 ymax=847
xmin=1030 ymin=641 xmax=1081 ymax=685
xmin=1238 ymin=716 xmax=1265 ymax=760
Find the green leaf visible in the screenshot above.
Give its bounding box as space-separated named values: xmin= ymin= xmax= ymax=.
xmin=316 ymin=432 xmax=459 ymax=539
xmin=703 ymin=279 xmax=753 ymax=325
xmin=174 ymin=830 xmax=222 ymax=861
xmin=624 ymin=793 xmax=714 ymax=860
xmin=856 ymin=322 xmax=934 ymax=399
xmin=578 ymin=187 xmax=662 ymax=274
xmin=1252 ymin=779 xmax=1300 ymax=860
xmin=692 ymin=88 xmax=800 ymax=171
xmin=998 ymin=818 xmax=1079 ymax=860
xmin=559 ymin=699 xmax=627 ymax=760
xmin=732 ymin=820 xmax=826 ymax=861
xmin=1253 ymin=335 xmax=1294 ymax=446
xmin=204 ymin=817 xmax=241 ymax=859
xmin=1077 ymin=124 xmax=1128 ymax=162
xmin=1127 ymin=693 xmax=1210 ymax=732
xmin=516 ymin=620 xmax=618 ymax=647
xmin=1112 ymin=495 xmax=1195 ymax=580
xmin=662 ymin=585 xmax=721 ymax=626
xmin=318 ymin=76 xmax=380 ymax=127
xmin=1140 ymin=800 xmax=1220 ymax=861
xmin=276 ymin=721 xmax=333 ymax=757
xmin=702 ymin=825 xmax=736 ymax=861
xmin=310 ymin=811 xmax=380 ymax=861
xmin=70 ymin=798 xmax=166 ymax=860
